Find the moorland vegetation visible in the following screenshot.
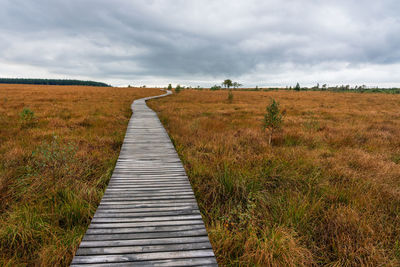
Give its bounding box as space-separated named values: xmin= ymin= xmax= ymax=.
xmin=149 ymin=89 xmax=400 ymax=266
xmin=0 ymin=84 xmax=161 ymax=265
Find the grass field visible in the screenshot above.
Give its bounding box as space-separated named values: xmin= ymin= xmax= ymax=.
xmin=148 ymin=89 xmax=400 ymax=266
xmin=0 ymin=84 xmax=161 ymax=266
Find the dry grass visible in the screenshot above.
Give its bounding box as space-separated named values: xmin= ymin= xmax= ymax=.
xmin=0 ymin=84 xmax=162 ymax=266
xmin=148 ymin=89 xmax=400 ymax=266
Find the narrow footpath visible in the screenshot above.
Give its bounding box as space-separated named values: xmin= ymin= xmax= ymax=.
xmin=71 ymin=90 xmax=217 ymax=266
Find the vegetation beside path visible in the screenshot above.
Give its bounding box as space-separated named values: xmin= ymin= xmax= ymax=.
xmin=0 ymin=84 xmax=161 ymax=265
xmin=148 ymin=89 xmax=400 ymax=266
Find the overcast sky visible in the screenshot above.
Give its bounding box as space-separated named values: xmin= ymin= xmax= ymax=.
xmin=1 ymin=0 xmax=400 ymax=87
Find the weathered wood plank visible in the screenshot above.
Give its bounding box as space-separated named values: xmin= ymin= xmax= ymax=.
xmin=95 ymin=209 xmax=199 ymax=216
xmin=76 ymin=242 xmax=212 ymax=255
xmin=100 ymin=195 xmax=196 ymax=201
xmin=108 ymin=180 xmax=190 ymax=184
xmin=91 ymin=214 xmax=202 ymax=223
xmin=105 ymin=186 xmax=192 ymax=190
xmin=82 ymin=231 xmax=208 ymax=242
xmin=85 ymin=224 xmax=206 ymax=235
xmin=94 ymin=210 xmax=200 ymax=218
xmin=71 ymin=257 xmax=217 ymax=267
xmin=99 ymin=198 xmax=196 ymax=204
xmin=99 ymin=200 xmax=197 ymax=205
xmin=98 ymin=201 xmax=198 ymax=207
xmin=72 ymin=249 xmax=215 ymax=264
xmin=89 ymin=219 xmax=205 ymax=229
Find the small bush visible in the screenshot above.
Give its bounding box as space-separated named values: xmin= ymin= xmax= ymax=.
xmin=391 ymin=154 xmax=400 ymax=164
xmin=175 ymin=84 xmax=182 ymax=94
xmin=210 ymin=85 xmax=221 ymax=91
xmin=228 ymin=90 xmax=233 ymax=103
xmin=263 ymin=99 xmax=284 ymax=145
xmin=20 ymin=107 xmax=35 ymax=127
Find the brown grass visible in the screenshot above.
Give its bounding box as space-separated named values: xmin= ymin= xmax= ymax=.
xmin=0 ymin=84 xmax=162 ymax=266
xmin=148 ymin=89 xmax=400 ymax=266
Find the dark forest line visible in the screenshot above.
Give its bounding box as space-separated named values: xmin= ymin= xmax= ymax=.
xmin=0 ymin=78 xmax=110 ymax=87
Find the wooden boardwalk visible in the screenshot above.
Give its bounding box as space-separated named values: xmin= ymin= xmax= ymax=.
xmin=71 ymin=91 xmax=217 ymax=266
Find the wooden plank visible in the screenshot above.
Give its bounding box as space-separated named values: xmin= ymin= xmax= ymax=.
xmin=97 ymin=201 xmax=198 ymax=208
xmin=111 ymin=174 xmax=188 ymax=178
xmin=82 ymin=231 xmax=207 ymax=242
xmin=99 ymin=200 xmax=197 ymax=205
xmin=71 ymin=257 xmax=217 ymax=267
xmin=94 ymin=210 xmax=200 ymax=218
xmin=104 ymin=187 xmax=193 ymax=191
xmin=89 ymin=219 xmax=205 ymax=229
xmin=103 ymin=191 xmax=193 ymax=200
xmin=71 ymin=90 xmax=217 ymax=266
xmin=91 ymin=214 xmax=202 ymax=223
xmin=85 ymin=224 xmax=206 ymax=234
xmin=107 ymin=180 xmax=190 ymax=184
xmin=108 ymin=178 xmax=189 ymax=182
xmin=72 ymin=250 xmax=215 ymax=264
xmin=85 ymin=224 xmax=206 ymax=235
xmin=100 ymin=194 xmax=195 ymax=200
xmin=95 ymin=209 xmax=199 ymax=215
xmin=100 ymin=195 xmax=196 ymax=201
xmin=76 ymin=242 xmax=212 ymax=255
xmin=103 ymin=190 xmax=194 ymax=195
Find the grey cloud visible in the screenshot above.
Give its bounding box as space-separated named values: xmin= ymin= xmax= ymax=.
xmin=1 ymin=0 xmax=400 ymax=86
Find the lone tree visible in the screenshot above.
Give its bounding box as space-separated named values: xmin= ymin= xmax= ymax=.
xmin=233 ymin=82 xmax=242 ymax=89
xmin=263 ymin=99 xmax=284 ymax=145
xmin=223 ymin=79 xmax=233 ymax=88
xmin=294 ymin=83 xmax=301 ymax=91
xmin=167 ymin=84 xmax=172 ymax=90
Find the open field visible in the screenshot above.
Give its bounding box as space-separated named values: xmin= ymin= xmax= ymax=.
xmin=148 ymin=89 xmax=400 ymax=266
xmin=0 ymin=84 xmax=161 ymax=265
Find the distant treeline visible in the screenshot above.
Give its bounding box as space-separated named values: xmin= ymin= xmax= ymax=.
xmin=263 ymin=86 xmax=400 ymax=94
xmin=305 ymin=87 xmax=400 ymax=94
xmin=206 ymin=84 xmax=400 ymax=94
xmin=0 ymin=78 xmax=110 ymax=87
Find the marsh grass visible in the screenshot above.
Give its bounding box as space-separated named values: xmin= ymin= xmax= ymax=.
xmin=148 ymin=89 xmax=400 ymax=266
xmin=0 ymin=84 xmax=161 ymax=265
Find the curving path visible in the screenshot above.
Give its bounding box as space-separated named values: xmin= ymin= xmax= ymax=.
xmin=71 ymin=90 xmax=217 ymax=266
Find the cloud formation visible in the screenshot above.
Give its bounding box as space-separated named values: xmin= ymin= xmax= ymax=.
xmin=1 ymin=0 xmax=399 ymax=87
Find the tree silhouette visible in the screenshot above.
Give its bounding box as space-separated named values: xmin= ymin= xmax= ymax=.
xmin=223 ymin=79 xmax=233 ymax=88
